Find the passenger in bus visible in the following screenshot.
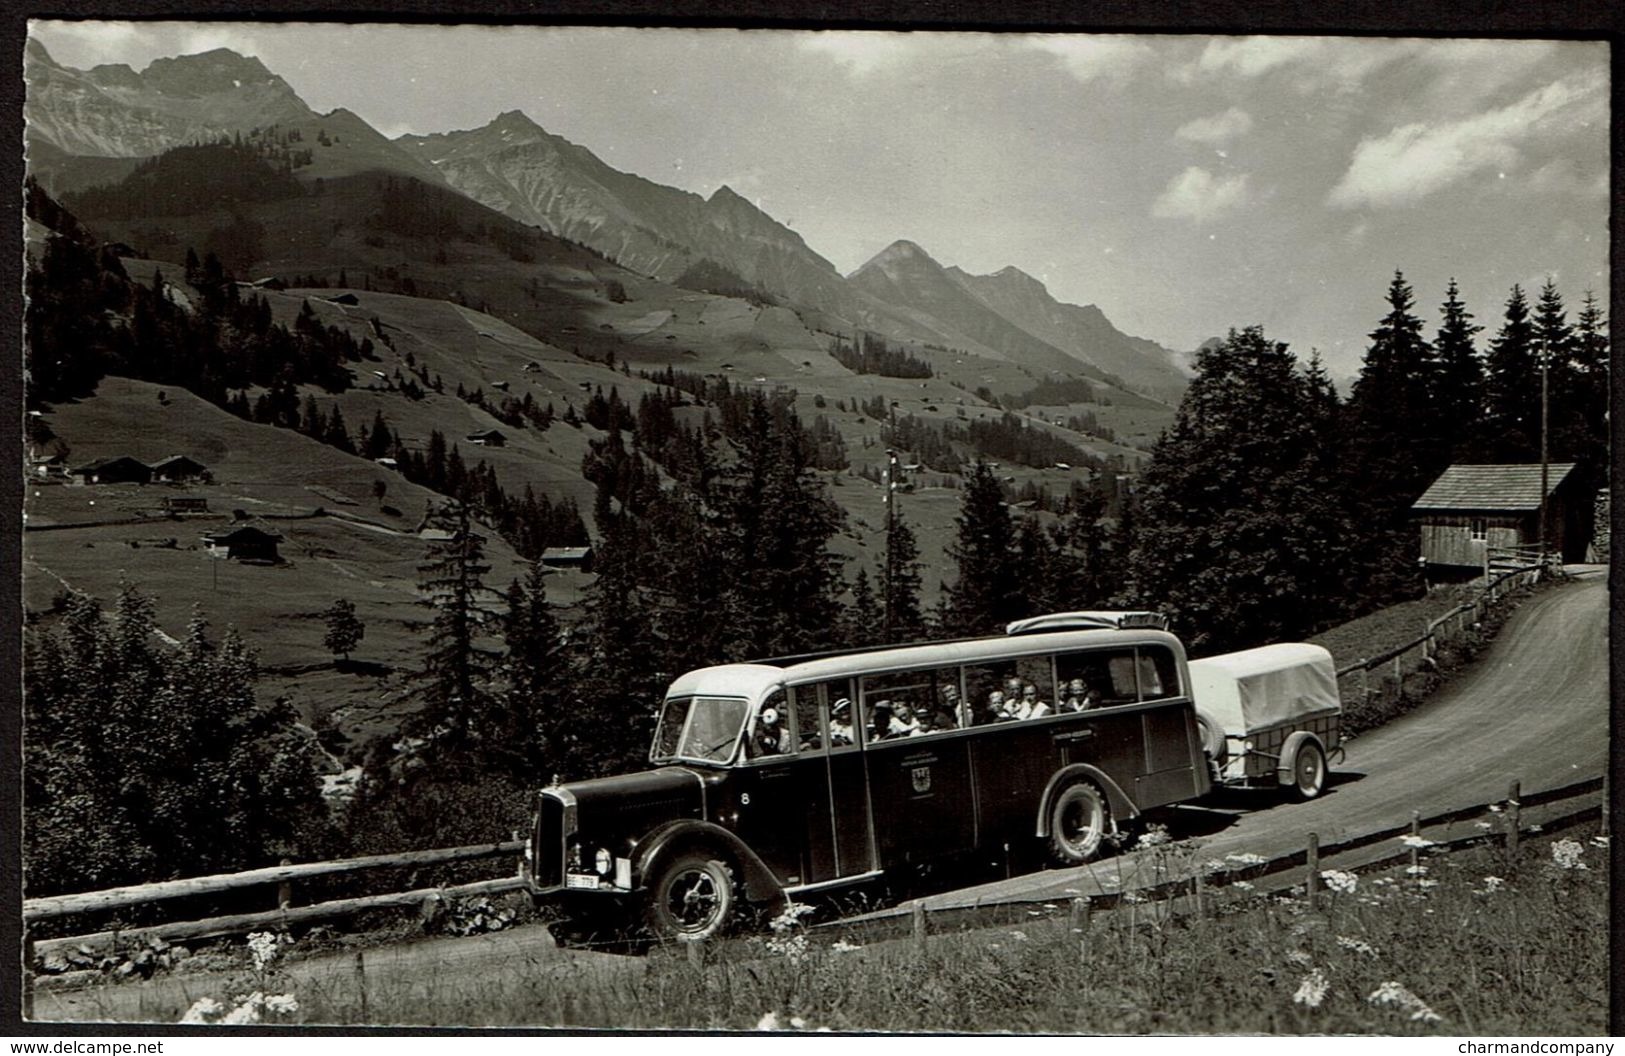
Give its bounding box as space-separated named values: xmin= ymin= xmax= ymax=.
xmin=1004 ymin=676 xmax=1025 ymax=703
xmin=752 ymin=707 xmax=790 ymax=756
xmin=889 ymin=702 xmax=922 ymax=738
xmin=1018 ymin=683 xmax=1052 ymax=719
xmin=828 ymin=698 xmax=854 ymax=746
xmin=870 ymin=700 xmax=895 ymax=740
xmin=988 ymin=690 xmax=1021 ymax=723
xmin=933 ymin=684 xmax=963 ymax=730
xmin=1062 ymin=678 xmax=1101 ymax=712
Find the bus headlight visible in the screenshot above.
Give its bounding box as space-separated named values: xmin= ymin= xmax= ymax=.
xmin=595 ymin=847 xmax=614 ymax=877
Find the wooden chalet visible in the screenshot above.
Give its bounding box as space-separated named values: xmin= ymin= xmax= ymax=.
xmin=466 ymin=429 xmax=508 ymax=448
xmin=539 ymin=546 xmax=594 ymax=572
xmin=70 ymin=456 xmax=151 ymax=485
xmin=1411 ymin=463 xmax=1590 ymax=567
xmin=202 ymin=525 xmax=283 ymax=562
xmin=151 ymin=454 xmax=209 ymax=483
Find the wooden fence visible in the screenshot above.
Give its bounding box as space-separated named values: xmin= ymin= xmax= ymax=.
xmin=1332 ymin=561 xmax=1553 ymax=708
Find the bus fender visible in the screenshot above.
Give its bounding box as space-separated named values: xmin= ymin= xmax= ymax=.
xmin=1035 ymin=764 xmax=1139 ymax=838
xmin=632 ymin=819 xmax=782 ymax=903
xmin=1276 ymin=731 xmax=1325 ymax=786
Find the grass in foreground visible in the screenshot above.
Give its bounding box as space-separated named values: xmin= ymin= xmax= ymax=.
xmin=101 ymin=824 xmax=1608 ymax=1033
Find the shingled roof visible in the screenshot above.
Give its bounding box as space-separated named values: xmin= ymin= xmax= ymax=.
xmin=1412 ymin=463 xmax=1576 ymax=513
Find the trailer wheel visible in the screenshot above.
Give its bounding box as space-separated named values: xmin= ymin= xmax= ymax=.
xmin=1287 ymin=739 xmax=1327 ymax=801
xmin=1048 ymin=782 xmax=1110 ymax=864
xmin=643 ymin=852 xmax=736 ymax=943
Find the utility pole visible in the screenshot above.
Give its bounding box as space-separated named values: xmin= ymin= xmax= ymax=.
xmin=884 ymin=447 xmax=898 ymax=639
xmin=1538 ymin=333 xmax=1550 ymax=562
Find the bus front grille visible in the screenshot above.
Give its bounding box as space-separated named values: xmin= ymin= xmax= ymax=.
xmin=534 ymin=791 xmax=568 ymax=890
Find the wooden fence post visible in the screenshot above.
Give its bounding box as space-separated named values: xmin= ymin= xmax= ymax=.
xmin=277 ymin=857 xmax=292 ymax=911
xmin=1305 ymin=833 xmax=1320 ymax=910
xmin=1602 ymin=769 xmax=1611 ymax=838
xmin=22 ymin=932 xmax=35 ymax=1021
xmin=1070 ymin=897 xmax=1091 ymax=962
xmin=1358 ymin=663 xmax=1369 ymax=706
xmin=353 ymin=950 xmax=367 ymax=1023
xmin=1506 ymin=780 xmax=1521 ymax=863
xmin=1408 ymin=810 xmax=1422 ymax=876
xmin=911 ymin=902 xmax=928 ymax=960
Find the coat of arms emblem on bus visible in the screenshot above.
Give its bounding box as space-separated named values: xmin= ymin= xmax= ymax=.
xmin=911 ymin=766 xmax=932 ymax=793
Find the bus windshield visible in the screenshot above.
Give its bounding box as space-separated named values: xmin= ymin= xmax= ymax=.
xmin=651 ymin=695 xmax=750 ymax=764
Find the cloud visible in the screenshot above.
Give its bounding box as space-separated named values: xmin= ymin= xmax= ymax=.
xmin=1152 ymin=167 xmax=1249 ymax=222
xmin=1524 ymin=158 xmax=1608 ymax=199
xmin=796 ymin=31 xmax=935 ymax=76
xmin=1023 ymin=34 xmax=1156 ymax=88
xmin=1175 ymin=107 xmax=1252 ymax=145
xmin=1177 ymin=36 xmax=1413 ymax=91
xmin=1328 ymin=72 xmax=1605 ymax=209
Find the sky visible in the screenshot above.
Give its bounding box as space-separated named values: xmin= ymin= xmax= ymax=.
xmin=28 ymin=22 xmax=1611 ymax=378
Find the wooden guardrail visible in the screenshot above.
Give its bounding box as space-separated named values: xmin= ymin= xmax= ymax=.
xmin=24 ymin=839 xmax=525 ymax=957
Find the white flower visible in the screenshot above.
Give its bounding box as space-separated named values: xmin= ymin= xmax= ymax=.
xmin=222 ymin=993 xmax=264 ymax=1025
xmin=1417 ymin=879 xmax=1440 ymax=889
xmin=179 ymin=997 xmax=224 ymax=1024
xmin=1137 ymin=825 xmax=1171 ymax=848
xmin=1027 ymin=910 xmax=1043 ymax=917
xmin=1551 ymin=839 xmax=1588 ymax=871
xmin=1481 ymin=876 xmax=1506 ymax=892
xmin=1405 ymin=865 xmax=1429 ymax=876
xmin=1337 ymin=936 xmax=1378 ymax=957
xmin=1232 ymin=880 xmax=1255 ymax=891
xmin=1487 ymin=804 xmax=1502 ymax=813
xmin=1320 ymin=870 xmax=1358 ymax=894
xmin=1041 ymin=903 xmax=1059 ymax=910
xmin=1528 ymin=825 xmax=1543 ymax=833
xmin=1293 ymin=968 xmax=1329 ymax=1008
xmin=1204 ymin=859 xmax=1227 ymax=874
xmin=830 ymin=939 xmax=862 ymax=953
xmin=1474 ymin=821 xmax=1494 ymax=830
xmin=1368 ymin=981 xmax=1443 ymax=1023
xmin=1010 ymin=930 xmax=1028 ymax=941
xmin=770 ymin=901 xmax=816 ymax=932
xmin=263 ymin=993 xmax=299 ymax=1016
xmin=1398 ymin=834 xmax=1435 ymax=849
xmin=789 ymin=1016 xmax=807 ymax=1030
xmin=1286 ymin=950 xmax=1312 ymax=967
xmin=246 ymin=931 xmax=281 ymax=971
xmin=756 ymin=1012 xmax=780 ymax=1031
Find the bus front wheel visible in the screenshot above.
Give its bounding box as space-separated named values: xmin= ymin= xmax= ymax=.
xmin=643 ymin=852 xmax=736 ymax=943
xmin=1048 ymin=782 xmax=1109 ymax=864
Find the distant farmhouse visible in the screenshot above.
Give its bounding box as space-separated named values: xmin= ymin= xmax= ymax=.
xmin=540 ymin=546 xmax=594 ymax=572
xmin=1412 ymin=463 xmax=1590 ymax=568
xmin=466 ymin=429 xmax=507 ymax=448
xmin=151 ymin=454 xmax=209 ymax=483
xmin=70 ymin=456 xmax=151 ymax=486
xmin=202 ymin=525 xmax=283 ymax=562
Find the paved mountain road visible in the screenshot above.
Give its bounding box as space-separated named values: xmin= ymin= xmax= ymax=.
xmin=36 ymin=572 xmax=1609 ymax=1024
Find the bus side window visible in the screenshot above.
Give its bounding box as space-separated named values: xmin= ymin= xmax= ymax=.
xmin=1105 ymin=655 xmax=1141 ymax=704
xmin=964 ymin=662 xmax=1020 ymax=724
xmin=789 ymin=686 xmax=824 ymax=752
xmin=810 ymin=678 xmax=857 ymax=750
xmin=1137 ymin=646 xmax=1181 ymax=700
xmin=747 ymin=689 xmax=792 ymax=760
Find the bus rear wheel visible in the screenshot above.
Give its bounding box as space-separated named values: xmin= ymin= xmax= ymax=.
xmin=1048 ymin=782 xmax=1109 ymax=864
xmin=643 ymin=853 xmax=736 ymax=943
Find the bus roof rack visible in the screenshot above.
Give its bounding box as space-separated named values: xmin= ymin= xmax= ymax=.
xmin=1005 ymin=611 xmax=1171 ymax=635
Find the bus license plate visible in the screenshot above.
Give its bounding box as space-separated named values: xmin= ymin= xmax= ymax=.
xmin=566 ymin=873 xmax=600 ymax=890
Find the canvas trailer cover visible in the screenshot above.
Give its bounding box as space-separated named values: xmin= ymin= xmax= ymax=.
xmin=1188 ymin=643 xmax=1340 ymax=738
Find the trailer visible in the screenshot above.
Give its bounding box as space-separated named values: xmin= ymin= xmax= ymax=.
xmin=1188 ymin=642 xmax=1343 ymax=800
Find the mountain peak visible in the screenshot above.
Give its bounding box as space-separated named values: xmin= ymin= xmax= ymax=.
xmin=860 ymin=239 xmax=937 ymax=272
xmin=490 ymin=109 xmax=543 ymax=132
xmin=141 ymin=49 xmax=282 ymax=95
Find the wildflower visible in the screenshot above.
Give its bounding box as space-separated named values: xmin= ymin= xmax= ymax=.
xmin=263 ymin=994 xmax=299 ymax=1016
xmin=1042 ymin=903 xmax=1059 ymax=910
xmin=1225 ymin=852 xmax=1267 ymax=866
xmin=1404 ymin=865 xmax=1428 ymax=876
xmin=757 ymin=1012 xmax=780 ymax=1031
xmin=180 ymin=997 xmax=224 ymax=1024
xmin=1487 ymin=804 xmax=1502 ymax=813
xmin=1137 ymin=825 xmax=1171 ymax=848
xmin=1204 ymin=859 xmax=1226 ymax=873
xmin=770 ymin=902 xmax=816 ymax=932
xmin=766 ymin=932 xmax=810 ymax=964
xmin=1417 ymin=879 xmax=1440 ymax=889
xmin=830 ymin=939 xmax=862 ymax=953
xmin=1286 ymin=950 xmax=1312 ymax=967
xmin=1010 ymin=930 xmax=1028 ymax=942
xmin=1550 ymin=839 xmax=1587 ymax=871
xmin=1027 ymin=910 xmax=1043 ymax=917
xmin=246 ymin=931 xmax=281 ymax=972
xmin=1293 ymin=968 xmax=1329 ymax=1008
xmin=1232 ymin=880 xmax=1255 ymax=892
xmin=222 ymin=993 xmax=265 ymax=1025
xmin=790 ymin=1016 xmax=807 ymax=1030
xmin=1320 ymin=870 xmax=1358 ymax=895
xmin=1398 ymin=834 xmax=1435 ymax=850
xmin=1368 ymin=981 xmax=1442 ymax=1023
xmin=1337 ymin=936 xmax=1378 ymax=957
xmin=1481 ymin=876 xmax=1506 ymax=893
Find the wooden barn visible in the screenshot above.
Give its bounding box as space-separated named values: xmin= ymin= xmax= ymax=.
xmin=540 ymin=546 xmax=594 ymax=572
xmin=151 ymin=454 xmax=209 ymax=483
xmin=202 ymin=525 xmax=283 ymax=562
xmin=69 ymin=456 xmax=151 ymax=485
xmin=466 ymin=429 xmax=508 ymax=448
xmin=1411 ymin=463 xmax=1591 ymax=567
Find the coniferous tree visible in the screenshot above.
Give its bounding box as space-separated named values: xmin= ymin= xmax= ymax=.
xmin=883 ymin=512 xmax=926 ymax=643
xmin=1433 ymin=279 xmax=1484 ymax=461
xmin=1480 ymin=284 xmax=1540 ymax=461
xmin=493 ymin=561 xmax=566 ymax=780
xmin=415 ymin=503 xmax=498 ymax=744
xmin=1570 ymin=291 xmax=1610 ymax=493
xmin=844 ymin=567 xmax=883 ymax=648
xmin=945 ymin=461 xmax=1019 ymax=635
xmin=1130 ymin=326 xmax=1354 ymax=652
xmin=1348 ymin=270 xmax=1438 ymax=496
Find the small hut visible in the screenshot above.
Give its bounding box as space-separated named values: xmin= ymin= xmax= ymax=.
xmin=1411 ymin=463 xmax=1590 ymax=567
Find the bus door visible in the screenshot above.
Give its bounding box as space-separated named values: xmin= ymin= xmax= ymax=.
xmin=731 ymin=688 xmax=811 ymax=885
xmin=859 ymin=667 xmax=976 ymax=866
xmin=810 ymin=678 xmax=876 ymax=880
